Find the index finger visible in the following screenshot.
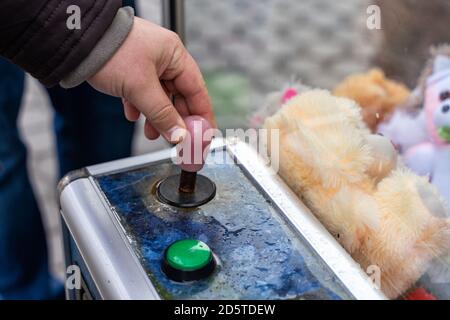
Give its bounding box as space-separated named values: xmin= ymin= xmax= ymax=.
xmin=163 ymin=52 xmax=217 ymax=128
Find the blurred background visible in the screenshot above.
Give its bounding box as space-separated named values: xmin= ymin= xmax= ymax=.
xmin=19 ymin=0 xmax=450 ymax=281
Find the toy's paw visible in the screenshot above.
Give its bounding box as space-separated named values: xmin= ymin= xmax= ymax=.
xmin=366 ymin=134 xmax=398 ymax=181
xmin=417 ymin=179 xmax=449 ymax=218
xmin=372 ymin=170 xmax=450 ymax=298
xmin=327 ymin=187 xmax=379 ymax=253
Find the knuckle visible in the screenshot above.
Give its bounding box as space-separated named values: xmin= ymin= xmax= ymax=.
xmin=171 ymin=47 xmax=187 ymax=70
xmin=150 ymin=103 xmax=174 ymax=124
xmin=167 ymin=30 xmax=182 ymax=44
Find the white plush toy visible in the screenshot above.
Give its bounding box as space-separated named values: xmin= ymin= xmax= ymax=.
xmin=380 ymin=54 xmax=450 ymax=216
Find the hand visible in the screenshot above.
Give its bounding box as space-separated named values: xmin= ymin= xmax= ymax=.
xmin=88 ymin=17 xmax=216 ymax=143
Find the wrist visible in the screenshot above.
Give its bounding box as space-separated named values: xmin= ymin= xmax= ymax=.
xmin=60 ymin=7 xmax=135 ymax=89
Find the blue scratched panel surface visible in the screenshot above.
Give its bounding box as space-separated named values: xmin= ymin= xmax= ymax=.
xmin=95 ymin=150 xmax=352 ymax=300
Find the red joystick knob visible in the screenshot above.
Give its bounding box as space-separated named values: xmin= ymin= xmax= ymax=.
xmin=178 ymin=115 xmax=213 ymax=173
xmin=156 ymin=116 xmax=216 ymax=208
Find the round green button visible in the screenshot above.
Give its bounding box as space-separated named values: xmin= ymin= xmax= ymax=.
xmin=166 ymin=239 xmax=212 ymax=272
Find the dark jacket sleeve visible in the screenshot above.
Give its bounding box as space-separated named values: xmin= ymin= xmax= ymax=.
xmin=0 ymin=0 xmax=122 ymax=87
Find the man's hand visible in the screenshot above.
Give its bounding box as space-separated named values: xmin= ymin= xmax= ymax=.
xmin=88 ymin=17 xmax=216 ymax=143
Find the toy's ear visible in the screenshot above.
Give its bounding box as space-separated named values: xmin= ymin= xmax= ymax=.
xmin=433 ymin=55 xmax=450 ymax=73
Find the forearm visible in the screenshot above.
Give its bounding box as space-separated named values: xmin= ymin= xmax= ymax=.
xmin=0 ymin=0 xmax=123 ymax=87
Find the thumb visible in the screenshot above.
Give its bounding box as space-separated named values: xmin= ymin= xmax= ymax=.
xmin=127 ymin=76 xmax=186 ymax=143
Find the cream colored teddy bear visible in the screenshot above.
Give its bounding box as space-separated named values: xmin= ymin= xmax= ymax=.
xmin=264 ymin=89 xmax=450 ymax=299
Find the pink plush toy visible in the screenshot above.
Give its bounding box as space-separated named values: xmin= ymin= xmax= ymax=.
xmin=380 ymin=54 xmax=450 ymax=215
xmin=249 ymin=83 xmax=310 ymax=128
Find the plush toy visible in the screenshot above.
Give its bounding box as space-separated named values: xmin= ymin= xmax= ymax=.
xmin=263 ymin=89 xmax=450 ymax=299
xmin=333 ymin=69 xmax=411 ymax=132
xmin=379 ymin=47 xmax=450 ymax=217
xmin=250 ymin=69 xmax=410 ymax=132
xmin=249 ymin=83 xmax=309 ymax=128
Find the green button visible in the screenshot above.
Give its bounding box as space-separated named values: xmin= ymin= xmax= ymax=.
xmin=166 ymin=239 xmax=212 ymax=272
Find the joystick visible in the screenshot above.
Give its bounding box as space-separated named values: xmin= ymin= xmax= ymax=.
xmin=156 ymin=116 xmax=216 ymax=208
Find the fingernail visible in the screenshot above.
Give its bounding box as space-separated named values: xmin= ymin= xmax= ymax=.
xmin=165 ymin=126 xmax=186 ymax=144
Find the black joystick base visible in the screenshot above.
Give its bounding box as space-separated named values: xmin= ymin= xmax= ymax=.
xmin=156 ymin=171 xmax=216 ymax=208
